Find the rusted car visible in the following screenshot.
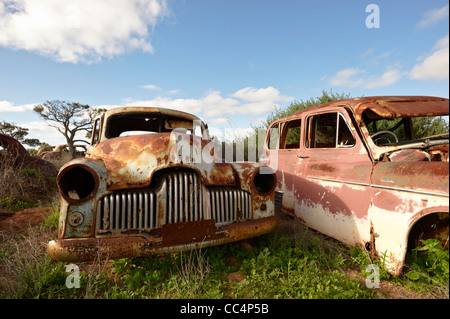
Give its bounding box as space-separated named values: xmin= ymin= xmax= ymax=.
xmin=0 ymin=133 xmax=58 ymax=178
xmin=37 ymin=144 xmax=87 ymax=160
xmin=47 ymin=107 xmax=276 ymax=261
xmin=262 ymin=96 xmax=449 ymax=275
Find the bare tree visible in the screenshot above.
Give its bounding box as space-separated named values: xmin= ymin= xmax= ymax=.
xmin=33 ymin=100 xmax=97 ymax=159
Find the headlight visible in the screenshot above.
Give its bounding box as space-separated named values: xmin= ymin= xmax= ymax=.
xmin=68 ymin=211 xmax=84 ymax=227
xmin=253 ymin=170 xmax=276 ymax=194
xmin=57 ymin=165 xmax=98 ymax=203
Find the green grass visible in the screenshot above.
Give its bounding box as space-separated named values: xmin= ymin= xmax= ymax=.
xmin=0 ymin=212 xmax=448 ymax=299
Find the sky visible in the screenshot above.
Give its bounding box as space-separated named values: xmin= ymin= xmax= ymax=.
xmin=0 ymin=0 xmax=449 ymax=147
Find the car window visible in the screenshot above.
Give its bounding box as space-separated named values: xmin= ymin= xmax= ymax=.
xmin=268 ymin=123 xmax=280 ymax=150
xmin=306 ymin=112 xmax=355 ymax=149
xmin=105 ymin=112 xmax=196 ymax=138
xmin=91 ymin=119 xmax=100 ymax=145
xmin=281 ymin=119 xmax=301 ymax=149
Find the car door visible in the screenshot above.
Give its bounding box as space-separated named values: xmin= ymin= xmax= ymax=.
xmin=265 ymin=119 xmax=303 ymax=216
xmin=294 ymin=109 xmax=373 ymax=247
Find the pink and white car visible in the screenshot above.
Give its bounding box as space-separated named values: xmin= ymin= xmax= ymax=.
xmin=262 ymin=96 xmax=449 ymax=275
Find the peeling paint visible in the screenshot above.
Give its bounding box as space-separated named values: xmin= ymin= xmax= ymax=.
xmin=265 ymin=96 xmax=449 ymax=275
xmin=48 ymin=107 xmax=277 ymax=262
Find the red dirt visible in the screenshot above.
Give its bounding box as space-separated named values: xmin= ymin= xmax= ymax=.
xmin=0 ymin=207 xmax=53 ymax=233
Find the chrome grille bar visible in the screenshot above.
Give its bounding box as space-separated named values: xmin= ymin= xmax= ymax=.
xmin=96 ymin=171 xmax=252 ymax=236
xmin=98 ymin=190 xmax=158 ymax=231
xmin=209 ymin=188 xmax=252 ymax=224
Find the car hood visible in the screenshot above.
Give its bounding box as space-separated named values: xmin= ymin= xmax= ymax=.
xmin=88 ymin=132 xmax=237 ymax=190
xmin=372 ymin=161 xmax=449 ymax=196
xmin=377 ymin=139 xmax=449 ymax=162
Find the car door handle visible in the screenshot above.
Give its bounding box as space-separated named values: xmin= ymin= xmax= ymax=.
xmin=297 ymin=155 xmax=309 ymax=159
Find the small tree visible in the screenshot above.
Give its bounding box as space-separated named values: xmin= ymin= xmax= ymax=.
xmin=260 ymin=89 xmax=351 ymax=131
xmin=33 ymin=100 xmax=96 ymax=159
xmin=241 ymin=90 xmax=351 ymax=160
xmin=0 ymin=121 xmax=41 ymax=147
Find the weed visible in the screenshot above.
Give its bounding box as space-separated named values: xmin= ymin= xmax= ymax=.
xmin=42 ymin=208 xmax=60 ymax=231
xmin=19 ymin=168 xmax=42 ymax=178
xmin=0 ymin=226 xmax=68 ymax=298
xmin=404 ymin=238 xmax=449 ymax=298
xmin=0 ymin=208 xmax=446 ymax=299
xmin=0 ymin=196 xmax=39 ymax=210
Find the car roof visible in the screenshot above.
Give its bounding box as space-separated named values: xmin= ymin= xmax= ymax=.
xmin=270 ymin=96 xmax=449 ymax=125
xmin=103 ymin=106 xmax=203 ymax=122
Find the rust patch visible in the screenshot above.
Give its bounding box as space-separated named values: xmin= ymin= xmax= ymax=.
xmin=372 ymin=162 xmax=449 ymax=194
xmin=309 ymin=163 xmax=336 ymax=173
xmin=48 ymin=216 xmax=276 ymax=262
xmin=388 ymin=149 xmax=431 ymax=162
xmin=162 ymin=219 xmax=215 ymax=246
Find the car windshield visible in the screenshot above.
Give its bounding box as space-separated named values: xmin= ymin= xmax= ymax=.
xmin=362 ymin=113 xmax=449 ymax=147
xmin=105 ymin=112 xmax=206 ymax=139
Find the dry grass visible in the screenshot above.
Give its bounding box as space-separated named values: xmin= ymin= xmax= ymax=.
xmin=0 ymin=153 xmax=58 ymax=211
xmin=0 ymin=223 xmax=59 ymax=298
xmin=174 ymin=248 xmax=211 ymax=298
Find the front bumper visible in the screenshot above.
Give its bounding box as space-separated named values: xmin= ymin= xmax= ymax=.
xmin=47 ymin=216 xmax=276 ymax=262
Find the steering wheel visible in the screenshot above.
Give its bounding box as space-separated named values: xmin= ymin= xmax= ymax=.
xmin=370 ymin=130 xmax=398 ymax=146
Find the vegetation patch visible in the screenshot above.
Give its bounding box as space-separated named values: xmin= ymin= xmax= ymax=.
xmin=1 ymin=211 xmax=447 ymax=299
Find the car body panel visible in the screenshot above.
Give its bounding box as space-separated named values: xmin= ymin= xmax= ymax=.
xmin=263 ymin=96 xmax=449 ymax=275
xmin=48 ymin=107 xmax=276 ymax=262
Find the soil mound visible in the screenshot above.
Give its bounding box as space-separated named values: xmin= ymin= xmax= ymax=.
xmin=0 ymin=207 xmax=53 ymax=233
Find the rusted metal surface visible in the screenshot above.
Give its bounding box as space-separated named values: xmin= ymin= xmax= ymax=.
xmin=48 ymin=216 xmax=275 ymax=262
xmin=162 ymin=219 xmax=215 ymax=246
xmin=269 ymin=96 xmax=448 ymax=126
xmin=37 ymin=144 xmax=87 ymax=160
xmin=0 ymin=133 xmax=58 ymax=178
xmin=48 ymin=107 xmax=276 ymax=262
xmin=264 ymin=96 xmax=449 ymax=276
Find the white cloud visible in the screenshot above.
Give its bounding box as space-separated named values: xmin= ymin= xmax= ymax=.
xmin=0 ymin=0 xmax=169 ymax=64
xmin=19 ymin=120 xmax=91 ymax=146
xmin=140 ymin=84 xmax=180 ymax=95
xmin=126 ymin=86 xmax=293 ymax=118
xmin=208 ymin=127 xmax=254 ymax=142
xmin=365 ymin=69 xmax=403 ymax=89
xmin=0 ymin=100 xmax=35 ymax=112
xmin=127 ymin=96 xmax=205 ymax=114
xmin=231 ymin=86 xmax=291 ymax=103
xmin=327 ymin=67 xmax=402 ymax=89
xmin=410 ymin=34 xmax=449 ymax=81
xmin=205 ymin=117 xmax=231 ymax=126
xmin=19 ymin=121 xmax=63 ymax=146
xmin=4 ymin=86 xmax=291 ymax=145
xmin=416 ymin=5 xmax=449 ymax=29
xmin=328 ymin=68 xmax=365 ymax=88
xmin=140 ymin=84 xmax=161 ymax=90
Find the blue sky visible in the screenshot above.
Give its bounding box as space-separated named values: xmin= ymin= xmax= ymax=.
xmin=0 ymin=0 xmax=449 ymax=146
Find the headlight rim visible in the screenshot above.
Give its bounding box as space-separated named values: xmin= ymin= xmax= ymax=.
xmin=251 ymin=168 xmax=276 ymax=195
xmin=57 ymin=163 xmax=99 ymax=204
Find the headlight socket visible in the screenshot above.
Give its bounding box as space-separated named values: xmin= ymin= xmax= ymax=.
xmin=57 ymin=165 xmax=98 ymax=203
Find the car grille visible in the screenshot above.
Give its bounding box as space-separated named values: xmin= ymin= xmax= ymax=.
xmin=209 ymin=188 xmax=252 ymax=224
xmin=96 ymin=171 xmax=252 ymax=236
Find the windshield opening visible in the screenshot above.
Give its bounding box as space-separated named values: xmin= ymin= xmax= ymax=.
xmin=362 ymin=110 xmax=449 ymax=147
xmin=105 ymin=112 xmax=206 ymax=139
